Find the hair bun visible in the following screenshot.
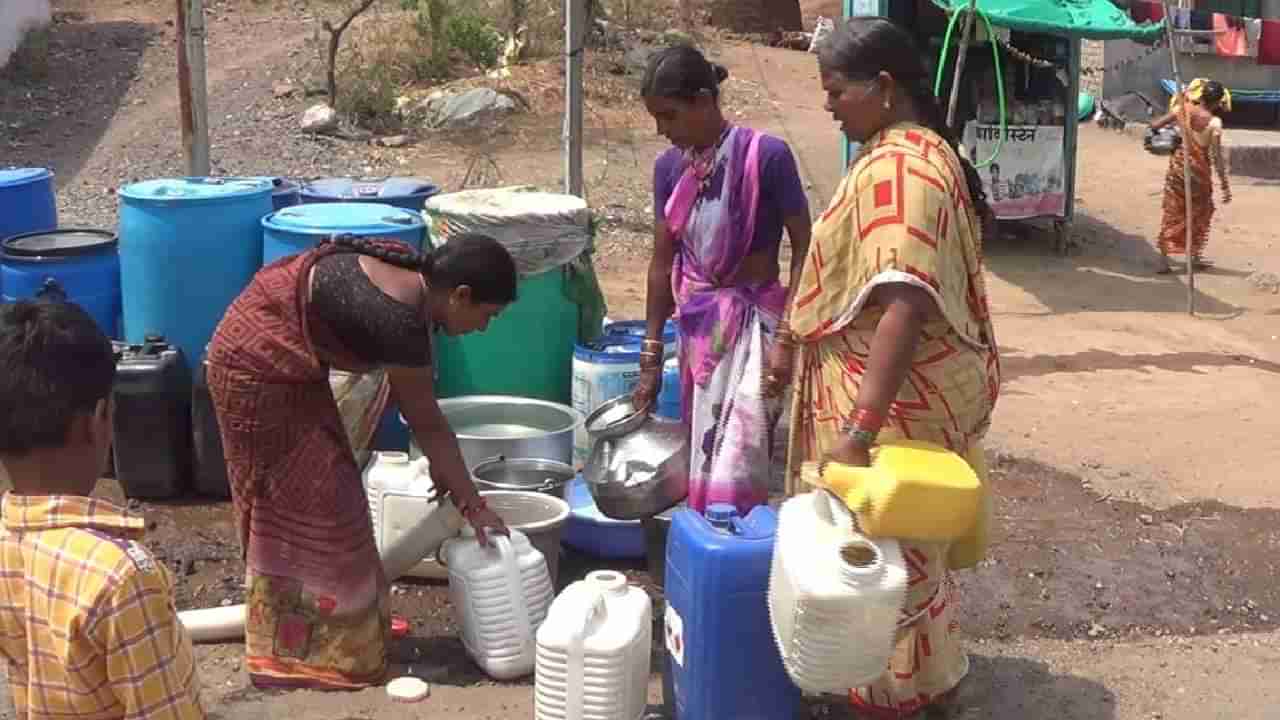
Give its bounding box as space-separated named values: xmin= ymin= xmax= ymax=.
xmin=712 ymin=63 xmax=729 ymax=84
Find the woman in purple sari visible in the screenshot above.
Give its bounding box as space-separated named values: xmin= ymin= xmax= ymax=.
xmin=632 ymin=46 xmax=812 ymax=514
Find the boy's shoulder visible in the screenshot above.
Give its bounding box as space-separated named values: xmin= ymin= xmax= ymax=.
xmin=28 ymin=525 xmax=169 ymax=601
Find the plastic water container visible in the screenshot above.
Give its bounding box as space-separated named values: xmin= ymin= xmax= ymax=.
xmin=0 ymin=168 xmax=57 ymax=242
xmin=664 ymin=504 xmax=799 ymax=720
xmin=535 ymin=570 xmax=652 ymax=720
xmin=300 ymin=176 xmax=441 ymax=211
xmin=441 ymin=529 xmax=555 ymax=680
xmin=1 ymin=229 xmax=121 ymax=339
xmin=769 ymin=490 xmax=908 ymax=693
xmin=603 ymin=319 xmax=678 ymax=358
xmin=117 ymin=177 xmax=273 ymax=366
xmin=362 ymin=452 xmax=464 ymax=580
xmin=191 ymin=351 xmax=228 ymax=498
xmin=111 ymin=336 xmax=192 ymax=500
xmin=656 ymin=356 xmax=681 ymax=421
xmin=260 ymin=202 xmax=426 ymax=265
xmin=571 ymin=338 xmax=643 ymax=464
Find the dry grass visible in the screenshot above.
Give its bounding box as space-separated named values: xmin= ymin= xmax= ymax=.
xmin=316 ymin=0 xmax=711 ymax=131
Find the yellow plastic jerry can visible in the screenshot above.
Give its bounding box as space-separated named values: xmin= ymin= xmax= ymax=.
xmin=801 ymin=440 xmax=984 ymax=545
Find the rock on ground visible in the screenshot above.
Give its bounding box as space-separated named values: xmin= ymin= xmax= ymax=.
xmin=300 ymin=103 xmax=338 ymax=134
xmin=429 ymin=88 xmax=518 ymax=131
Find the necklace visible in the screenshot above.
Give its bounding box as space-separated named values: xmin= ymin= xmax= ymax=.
xmin=685 ymin=124 xmax=733 ymax=194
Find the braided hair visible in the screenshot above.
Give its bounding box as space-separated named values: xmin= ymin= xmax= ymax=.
xmin=817 ymin=17 xmax=994 ymax=229
xmin=320 ymin=232 xmax=518 ymax=305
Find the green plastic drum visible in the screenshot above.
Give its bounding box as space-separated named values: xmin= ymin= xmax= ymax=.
xmin=432 ymin=265 xmax=577 ymax=403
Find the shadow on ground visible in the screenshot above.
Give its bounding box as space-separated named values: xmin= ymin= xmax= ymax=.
xmin=984 ymin=212 xmax=1241 ymax=317
xmin=0 ymin=12 xmax=154 ymax=190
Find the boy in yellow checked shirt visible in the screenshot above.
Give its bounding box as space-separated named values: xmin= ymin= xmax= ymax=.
xmin=0 ymin=301 xmax=204 ymax=720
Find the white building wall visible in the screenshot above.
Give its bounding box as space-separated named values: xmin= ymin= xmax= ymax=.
xmin=0 ymin=0 xmax=52 ymax=70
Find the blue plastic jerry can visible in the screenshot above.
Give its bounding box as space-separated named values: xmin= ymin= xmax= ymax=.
xmin=663 ymin=503 xmax=800 ymax=719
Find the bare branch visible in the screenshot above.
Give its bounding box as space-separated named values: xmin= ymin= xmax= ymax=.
xmin=324 ymin=0 xmax=379 ymax=106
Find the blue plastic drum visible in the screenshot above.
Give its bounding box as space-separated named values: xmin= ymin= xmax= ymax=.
xmin=261 ymin=202 xmax=426 ymax=265
xmin=603 ymin=318 xmax=678 ymax=354
xmin=1 ymin=229 xmax=121 ymax=338
xmin=0 ymin=168 xmax=57 ymax=243
xmin=657 ymin=356 xmax=682 ymax=420
xmin=256 ymin=177 xmax=301 ymax=210
xmin=118 ymin=176 xmax=273 ymax=365
xmin=299 ymin=177 xmax=441 ymax=212
xmin=0 ymin=168 xmax=58 ymax=295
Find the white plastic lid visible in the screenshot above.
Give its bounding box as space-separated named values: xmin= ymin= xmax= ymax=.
xmin=377 ymin=451 xmax=410 ymax=465
xmin=386 ymin=676 xmax=430 ymax=702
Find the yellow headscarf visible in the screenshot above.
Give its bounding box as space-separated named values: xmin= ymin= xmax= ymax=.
xmin=1170 ymin=77 xmax=1233 ymax=113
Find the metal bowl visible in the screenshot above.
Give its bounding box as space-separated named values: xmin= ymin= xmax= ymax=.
xmin=471 ymin=456 xmax=575 ymax=498
xmin=408 ymin=395 xmax=582 ymax=470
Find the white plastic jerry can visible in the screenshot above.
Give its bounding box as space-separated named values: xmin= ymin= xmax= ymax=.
xmin=535 ymin=570 xmax=652 ymax=720
xmin=362 ymin=451 xmax=465 ymax=580
xmin=768 ymin=490 xmax=909 ymax=694
xmin=440 ymin=529 xmax=555 ymax=680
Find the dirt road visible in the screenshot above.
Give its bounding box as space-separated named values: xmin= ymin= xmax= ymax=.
xmin=2 ymin=2 xmax=1279 ymax=718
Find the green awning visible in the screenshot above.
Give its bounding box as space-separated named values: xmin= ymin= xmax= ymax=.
xmin=931 ymin=0 xmax=1165 ymax=41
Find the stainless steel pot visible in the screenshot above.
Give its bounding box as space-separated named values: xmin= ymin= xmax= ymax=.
xmin=410 ymin=395 xmax=581 ymax=471
xmin=471 ymin=456 xmax=575 ymax=498
xmin=583 ymin=396 xmax=689 ymax=521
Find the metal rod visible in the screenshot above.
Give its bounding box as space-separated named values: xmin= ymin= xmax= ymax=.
xmin=945 ymin=0 xmax=978 ymax=131
xmin=176 ymin=0 xmax=210 ymax=176
xmin=564 ymin=0 xmax=585 ymax=197
xmin=1162 ymin=2 xmax=1195 ymax=315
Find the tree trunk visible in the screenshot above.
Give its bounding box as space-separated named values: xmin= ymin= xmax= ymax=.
xmin=706 ymin=0 xmax=802 ymax=33
xmin=324 ymin=0 xmax=378 ymax=106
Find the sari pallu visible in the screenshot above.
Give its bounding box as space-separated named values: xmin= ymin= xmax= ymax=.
xmin=785 ymin=124 xmax=1000 ymax=717
xmin=205 ymin=243 xmax=395 ymax=690
xmin=666 ymin=126 xmax=787 ymax=514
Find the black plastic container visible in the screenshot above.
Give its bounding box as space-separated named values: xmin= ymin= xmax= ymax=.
xmin=112 ymin=335 xmax=192 ymax=499
xmin=191 ymin=352 xmax=229 ymax=498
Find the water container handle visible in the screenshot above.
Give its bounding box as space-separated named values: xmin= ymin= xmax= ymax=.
xmin=815 ymin=488 xmax=857 ymax=533
xmin=494 ymin=534 xmax=535 ymax=658
xmin=35 ymin=277 xmax=67 ymax=303
xmin=566 ymin=589 xmax=605 ymax=720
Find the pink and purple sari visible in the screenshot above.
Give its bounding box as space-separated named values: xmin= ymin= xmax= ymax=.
xmin=665 ymin=126 xmax=788 ymax=514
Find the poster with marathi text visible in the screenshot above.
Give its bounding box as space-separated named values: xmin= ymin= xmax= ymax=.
xmin=962 ymin=123 xmax=1066 ymax=220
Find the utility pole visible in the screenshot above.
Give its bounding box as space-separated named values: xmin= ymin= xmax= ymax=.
xmin=945 ymin=0 xmax=978 ymax=130
xmin=1162 ymin=1 xmax=1195 ymax=315
xmin=176 ymin=0 xmax=211 ymax=176
xmin=564 ymin=0 xmax=585 ymax=197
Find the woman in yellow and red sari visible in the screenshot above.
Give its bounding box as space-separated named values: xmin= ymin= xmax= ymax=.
xmin=776 ymin=18 xmax=1000 ymax=718
xmin=1150 ymin=78 xmax=1232 ymax=273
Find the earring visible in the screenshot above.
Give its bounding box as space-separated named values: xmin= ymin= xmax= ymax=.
xmin=883 ymin=97 xmax=892 ymax=110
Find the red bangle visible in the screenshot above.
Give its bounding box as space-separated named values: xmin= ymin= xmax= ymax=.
xmin=850 ymin=408 xmax=885 ymax=433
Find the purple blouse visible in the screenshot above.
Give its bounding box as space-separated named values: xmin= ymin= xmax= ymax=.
xmin=653 ymin=133 xmax=809 ymax=255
